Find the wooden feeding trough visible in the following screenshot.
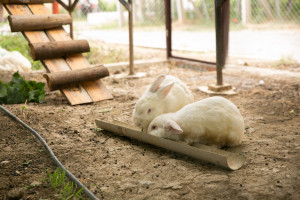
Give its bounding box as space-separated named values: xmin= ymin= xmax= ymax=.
xmin=3 ymin=0 xmax=113 ymax=105
xmin=95 ymin=120 xmax=246 ymax=170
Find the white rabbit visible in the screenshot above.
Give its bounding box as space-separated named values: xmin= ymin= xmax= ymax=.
xmin=133 ymin=74 xmax=194 ymax=132
xmin=147 ymin=96 xmax=244 ymax=148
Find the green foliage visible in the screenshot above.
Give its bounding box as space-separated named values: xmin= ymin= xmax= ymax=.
xmin=83 ymin=46 xmax=129 ymax=64
xmin=0 ymin=72 xmax=45 ymax=104
xmin=98 ymin=0 xmax=116 ymax=12
xmin=0 ymin=34 xmax=44 ymax=70
xmin=47 ymin=168 xmax=85 ymax=200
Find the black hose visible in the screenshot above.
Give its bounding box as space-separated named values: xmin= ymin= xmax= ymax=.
xmin=0 ymin=105 xmax=99 ymax=200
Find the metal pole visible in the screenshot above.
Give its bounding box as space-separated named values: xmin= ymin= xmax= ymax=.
xmin=128 ymin=0 xmax=134 ymax=75
xmin=215 ymin=0 xmax=230 ymax=86
xmin=165 ymin=0 xmax=172 ymax=58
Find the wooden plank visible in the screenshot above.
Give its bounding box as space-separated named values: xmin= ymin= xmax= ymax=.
xmin=4 ymin=4 xmax=93 ymax=105
xmin=27 ymin=4 xmax=113 ymax=101
xmin=8 ymin=14 xmax=72 ymax=32
xmin=95 ymin=120 xmax=246 ymax=170
xmin=2 ymin=0 xmax=54 ymax=4
xmin=29 ymin=40 xmax=90 ymax=60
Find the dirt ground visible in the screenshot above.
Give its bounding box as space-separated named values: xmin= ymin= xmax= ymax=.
xmin=0 ymin=44 xmax=299 ymax=200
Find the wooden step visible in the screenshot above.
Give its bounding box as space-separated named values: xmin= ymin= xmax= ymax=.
xmin=29 ymin=40 xmax=90 ymax=60
xmin=43 ymin=66 xmax=109 ymax=91
xmin=3 ymin=3 xmax=113 ymax=105
xmin=2 ymin=0 xmax=54 ymax=4
xmin=8 ymin=14 xmax=72 ymax=32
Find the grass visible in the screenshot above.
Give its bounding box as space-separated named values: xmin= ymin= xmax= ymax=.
xmin=83 ymin=45 xmax=129 ymax=65
xmin=273 ymin=56 xmax=298 ymax=69
xmin=0 ymin=33 xmax=44 ymax=70
xmin=46 ymin=167 xmax=85 ymax=200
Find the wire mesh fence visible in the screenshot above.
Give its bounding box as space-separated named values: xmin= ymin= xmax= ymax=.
xmin=130 ymin=0 xmax=300 ymax=28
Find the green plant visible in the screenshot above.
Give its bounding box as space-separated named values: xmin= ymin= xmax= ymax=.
xmin=0 ymin=34 xmax=44 ymax=70
xmin=46 ymin=168 xmax=85 ymax=200
xmin=0 ymin=72 xmax=45 ymax=104
xmin=273 ymin=56 xmax=297 ymax=68
xmin=83 ymin=46 xmax=129 ymax=64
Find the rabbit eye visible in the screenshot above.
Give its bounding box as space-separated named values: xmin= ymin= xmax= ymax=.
xmin=151 ymin=125 xmax=157 ymax=130
xmin=147 ymin=108 xmax=152 ymax=114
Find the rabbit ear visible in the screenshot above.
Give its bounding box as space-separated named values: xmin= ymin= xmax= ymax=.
xmin=157 ymin=82 xmax=174 ymax=99
xmin=149 ymin=74 xmax=166 ymax=92
xmin=165 ymin=119 xmax=183 ymax=135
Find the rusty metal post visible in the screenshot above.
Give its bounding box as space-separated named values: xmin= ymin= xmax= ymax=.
xmin=215 ymin=0 xmax=230 ymax=85
xmin=128 ymin=0 xmax=134 ymax=75
xmin=165 ymin=0 xmax=172 ymax=58
xmin=119 ymin=0 xmax=134 ymax=75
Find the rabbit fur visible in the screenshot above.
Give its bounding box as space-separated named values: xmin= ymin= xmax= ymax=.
xmin=147 ymin=96 xmax=245 ymax=148
xmin=133 ymin=74 xmax=194 ymax=132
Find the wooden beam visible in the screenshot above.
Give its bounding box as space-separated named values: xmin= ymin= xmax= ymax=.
xmin=43 ymin=66 xmax=109 ymax=91
xmin=29 ymin=40 xmax=90 ymax=60
xmin=8 ymin=14 xmax=72 ymax=32
xmin=2 ymin=0 xmax=54 ymax=4
xmin=95 ymin=120 xmax=245 ymax=170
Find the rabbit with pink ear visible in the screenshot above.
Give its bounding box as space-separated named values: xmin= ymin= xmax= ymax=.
xmin=133 ymin=74 xmax=194 ymax=132
xmin=147 ymin=96 xmax=245 ymax=148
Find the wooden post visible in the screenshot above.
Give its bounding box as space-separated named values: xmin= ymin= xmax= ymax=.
xmin=8 ymin=14 xmax=72 ymax=32
xmin=43 ymin=66 xmax=109 ymax=91
xmin=29 ymin=40 xmax=90 ymax=60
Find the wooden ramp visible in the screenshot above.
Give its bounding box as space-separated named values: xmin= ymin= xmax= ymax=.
xmin=3 ymin=0 xmax=113 ymax=105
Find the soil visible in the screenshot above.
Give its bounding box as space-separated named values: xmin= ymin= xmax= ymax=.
xmin=0 ymin=43 xmax=299 ymax=200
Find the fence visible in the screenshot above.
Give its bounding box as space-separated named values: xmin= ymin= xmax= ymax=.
xmin=129 ymin=0 xmax=300 ymax=28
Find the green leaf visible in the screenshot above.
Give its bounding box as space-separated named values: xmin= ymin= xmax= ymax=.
xmin=0 ymin=72 xmax=46 ymax=104
xmin=0 ymin=84 xmax=7 ymax=98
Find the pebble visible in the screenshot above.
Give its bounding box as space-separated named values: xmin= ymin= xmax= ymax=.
xmin=1 ymin=160 xmax=10 ymax=164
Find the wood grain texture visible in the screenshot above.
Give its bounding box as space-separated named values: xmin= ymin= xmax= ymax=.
xmin=28 ymin=4 xmax=113 ymax=102
xmin=8 ymin=14 xmax=72 ymax=32
xmin=4 ymin=4 xmax=93 ymax=105
xmin=43 ymin=66 xmax=109 ymax=91
xmin=29 ymin=40 xmax=90 ymax=60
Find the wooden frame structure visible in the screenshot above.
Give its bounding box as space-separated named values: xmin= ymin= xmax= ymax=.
xmin=2 ymin=0 xmax=113 ymax=105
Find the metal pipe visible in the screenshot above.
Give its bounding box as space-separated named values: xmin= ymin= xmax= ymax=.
xmin=128 ymin=0 xmax=134 ymax=75
xmin=119 ymin=0 xmax=134 ymax=75
xmin=215 ymin=0 xmax=230 ymax=85
xmin=165 ymin=0 xmax=172 ymax=58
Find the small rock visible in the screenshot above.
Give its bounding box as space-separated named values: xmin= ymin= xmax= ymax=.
xmin=1 ymin=160 xmax=10 ymax=164
xmin=30 ymin=181 xmax=42 ymax=187
xmin=259 ymin=80 xmax=265 ymax=85
xmin=138 ymin=180 xmax=152 ymax=186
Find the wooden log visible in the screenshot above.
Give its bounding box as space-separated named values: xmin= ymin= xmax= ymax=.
xmin=8 ymin=14 xmax=72 ymax=32
xmin=2 ymin=0 xmax=54 ymax=4
xmin=29 ymin=40 xmax=90 ymax=60
xmin=43 ymin=66 xmax=109 ymax=91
